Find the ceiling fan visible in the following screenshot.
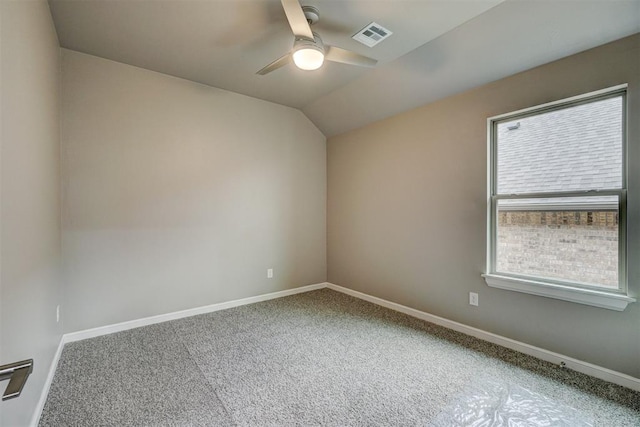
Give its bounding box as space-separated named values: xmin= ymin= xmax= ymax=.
xmin=257 ymin=0 xmax=378 ymax=75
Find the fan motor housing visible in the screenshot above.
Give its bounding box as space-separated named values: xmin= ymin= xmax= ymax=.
xmin=302 ymin=6 xmax=320 ymax=25
xmin=294 ymin=32 xmax=324 ymax=51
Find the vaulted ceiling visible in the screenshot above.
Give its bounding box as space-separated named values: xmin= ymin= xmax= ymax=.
xmin=49 ymin=0 xmax=640 ymax=136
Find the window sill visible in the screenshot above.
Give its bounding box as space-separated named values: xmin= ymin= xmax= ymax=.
xmin=482 ymin=274 xmax=636 ymax=311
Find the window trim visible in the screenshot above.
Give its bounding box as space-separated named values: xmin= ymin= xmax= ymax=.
xmin=484 ymin=84 xmax=635 ymax=311
xmin=482 ymin=273 xmax=635 ymax=311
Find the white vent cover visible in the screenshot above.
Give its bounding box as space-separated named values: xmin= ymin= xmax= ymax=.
xmin=352 ymin=22 xmax=392 ymax=47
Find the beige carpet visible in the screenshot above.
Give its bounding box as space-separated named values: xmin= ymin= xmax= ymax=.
xmin=40 ymin=289 xmax=640 ymax=426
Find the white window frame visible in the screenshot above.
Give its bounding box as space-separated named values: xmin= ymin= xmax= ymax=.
xmin=483 ymin=84 xmax=635 ymax=311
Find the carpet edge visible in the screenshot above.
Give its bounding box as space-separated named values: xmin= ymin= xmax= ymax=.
xmin=325 ymin=282 xmax=640 ymax=392
xmin=64 ymin=282 xmax=330 ymax=343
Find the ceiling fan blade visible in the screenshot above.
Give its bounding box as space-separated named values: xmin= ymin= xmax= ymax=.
xmin=281 ymin=0 xmax=314 ymax=40
xmin=325 ymin=46 xmax=377 ymax=68
xmin=256 ymin=53 xmax=291 ymax=75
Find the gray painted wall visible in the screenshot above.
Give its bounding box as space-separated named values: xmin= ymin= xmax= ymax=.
xmin=61 ymin=50 xmax=327 ymax=333
xmin=327 ymin=34 xmax=640 ymax=377
xmin=0 ymin=1 xmax=63 ymax=425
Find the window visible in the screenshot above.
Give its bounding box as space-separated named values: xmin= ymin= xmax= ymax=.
xmin=483 ymin=85 xmax=635 ymax=311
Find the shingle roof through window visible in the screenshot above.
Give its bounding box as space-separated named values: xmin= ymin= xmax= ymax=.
xmin=496 ymin=96 xmax=622 ymax=210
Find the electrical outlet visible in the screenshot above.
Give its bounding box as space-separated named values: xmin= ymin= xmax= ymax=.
xmin=56 ymin=305 xmax=60 ymax=323
xmin=267 ymin=268 xmax=273 ymax=279
xmin=469 ymin=292 xmax=479 ymax=306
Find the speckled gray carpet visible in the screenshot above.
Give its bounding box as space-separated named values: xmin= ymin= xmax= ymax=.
xmin=39 ymin=289 xmax=640 ymax=426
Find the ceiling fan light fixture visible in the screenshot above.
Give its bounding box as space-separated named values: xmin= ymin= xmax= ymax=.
xmin=292 ymin=45 xmax=324 ymax=71
xmin=256 ymin=1 xmax=377 ymax=75
xmin=292 ymin=34 xmax=325 ymax=71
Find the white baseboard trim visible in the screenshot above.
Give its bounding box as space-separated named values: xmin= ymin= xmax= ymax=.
xmin=326 ymin=282 xmax=640 ymax=392
xmin=31 ymin=283 xmax=327 ymax=425
xmin=33 ymin=279 xmax=639 ymax=426
xmin=30 ymin=336 xmax=65 ymax=427
xmin=64 ymin=283 xmax=328 ymax=343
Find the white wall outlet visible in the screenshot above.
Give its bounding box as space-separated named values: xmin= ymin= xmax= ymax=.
xmin=469 ymin=292 xmax=479 ymax=306
xmin=56 ymin=305 xmax=60 ymax=323
xmin=267 ymin=268 xmax=273 ymax=279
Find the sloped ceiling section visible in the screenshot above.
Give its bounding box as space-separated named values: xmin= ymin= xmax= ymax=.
xmin=48 ymin=0 xmax=503 ymax=110
xmin=49 ymin=0 xmax=639 ymax=137
xmin=305 ymin=0 xmax=640 ymax=136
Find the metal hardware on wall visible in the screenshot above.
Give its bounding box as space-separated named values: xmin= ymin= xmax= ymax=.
xmin=0 ymin=359 xmax=34 ymax=400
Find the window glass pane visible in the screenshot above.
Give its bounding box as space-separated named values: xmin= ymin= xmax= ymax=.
xmin=496 ymin=196 xmax=618 ymax=288
xmin=497 ymin=96 xmax=623 ymax=195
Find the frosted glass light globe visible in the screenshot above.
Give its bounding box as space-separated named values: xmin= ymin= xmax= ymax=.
xmin=292 ymin=47 xmax=324 ymax=71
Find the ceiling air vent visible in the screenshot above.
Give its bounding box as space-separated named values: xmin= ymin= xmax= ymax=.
xmin=352 ymin=22 xmax=392 ymax=47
